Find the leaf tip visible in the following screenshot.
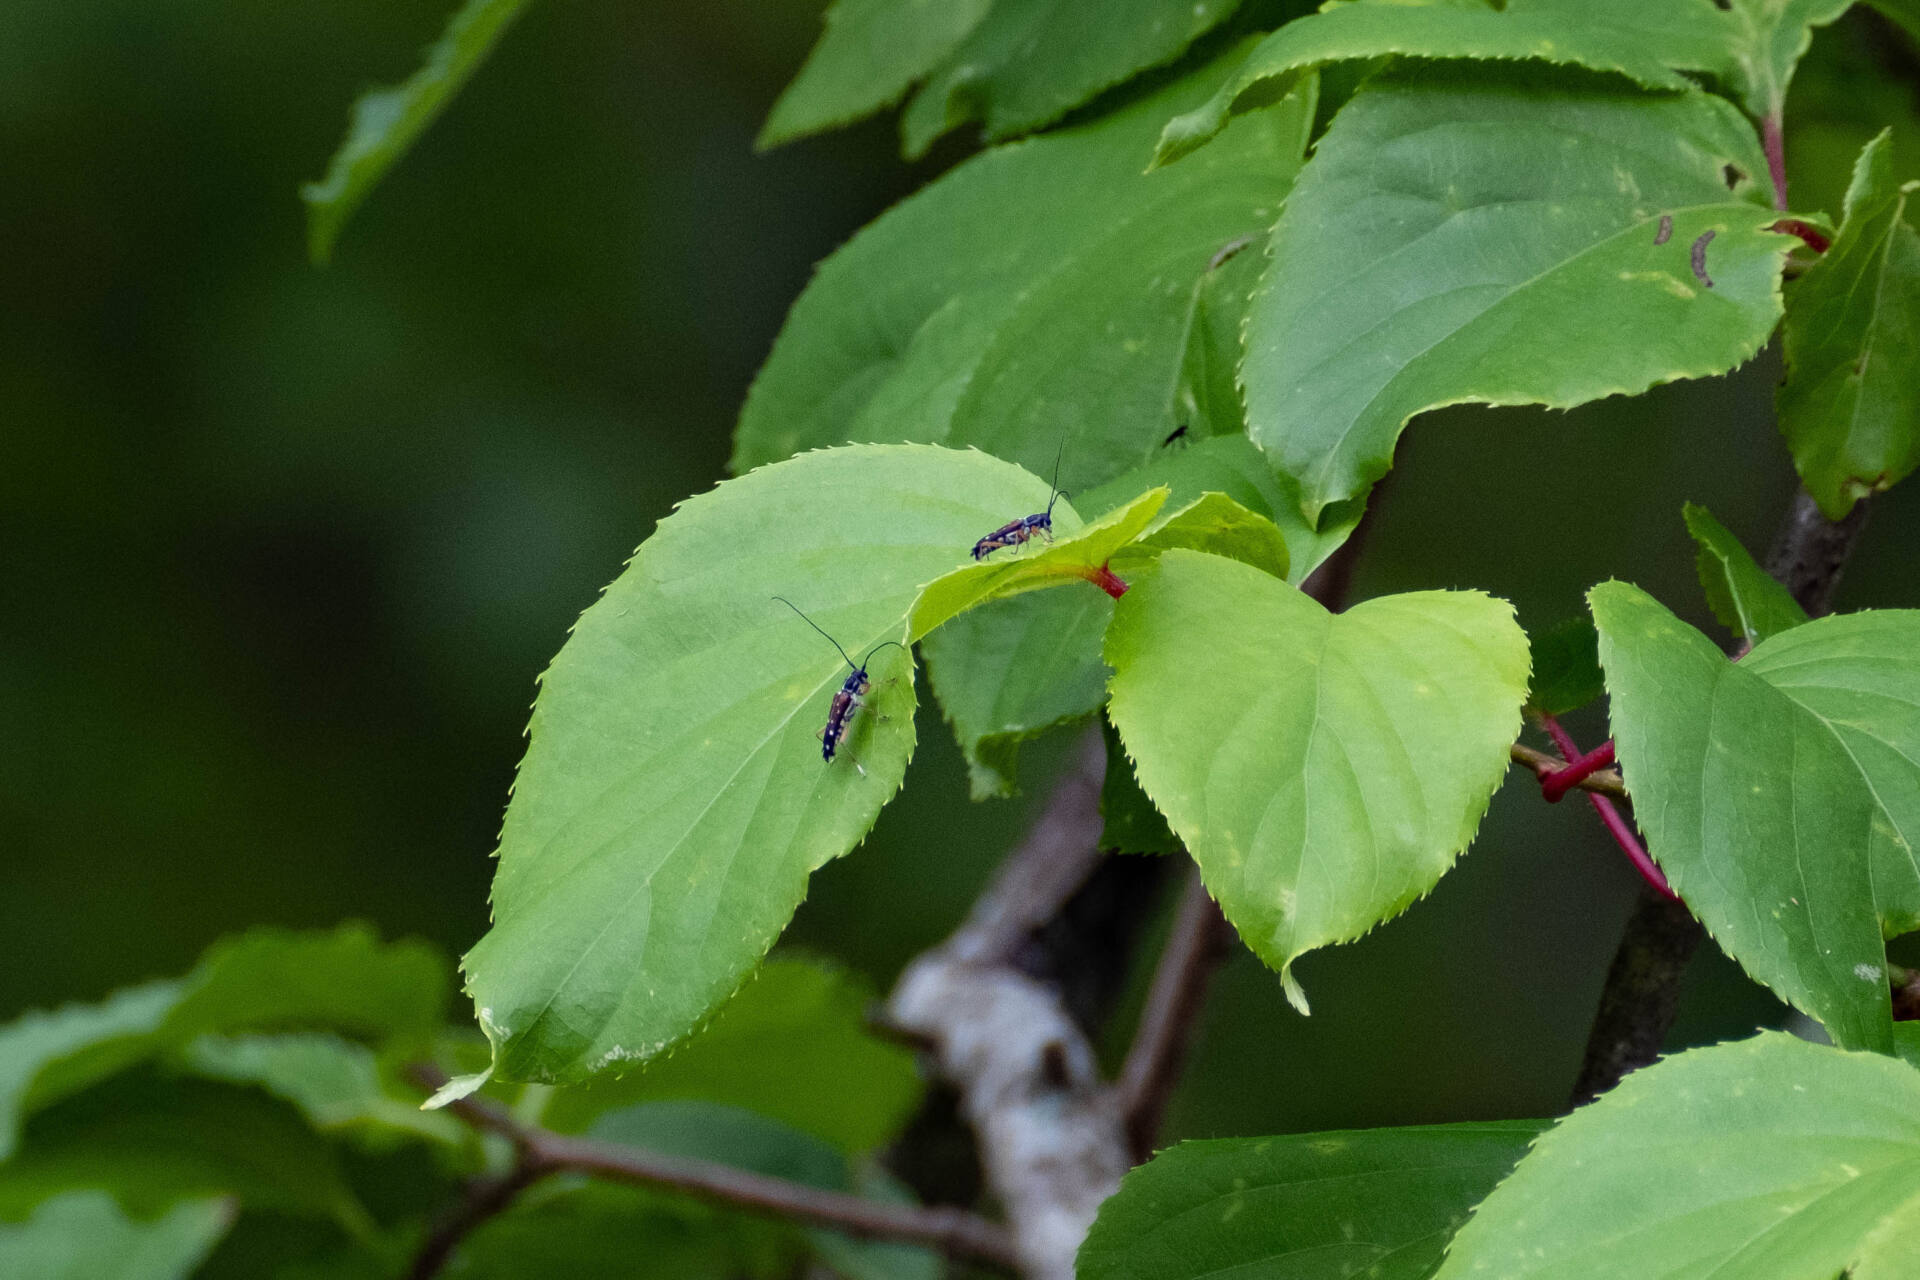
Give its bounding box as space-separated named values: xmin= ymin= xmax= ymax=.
xmin=421 ymin=1066 xmax=491 ymax=1111
xmin=1281 ymin=965 xmax=1311 ymax=1016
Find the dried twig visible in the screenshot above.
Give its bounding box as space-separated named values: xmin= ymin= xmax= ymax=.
xmin=1116 ymin=867 xmax=1231 ymax=1159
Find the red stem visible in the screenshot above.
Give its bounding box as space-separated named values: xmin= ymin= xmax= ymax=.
xmin=1770 ymin=218 xmax=1830 ymax=254
xmin=1541 ymin=740 xmax=1616 ymax=803
xmin=1762 ymin=113 xmax=1789 ymax=211
xmin=1539 ymin=716 xmax=1676 ymax=901
xmin=1080 ymin=562 xmax=1128 ymax=598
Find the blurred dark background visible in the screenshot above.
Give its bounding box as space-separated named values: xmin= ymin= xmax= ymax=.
xmin=4 ymin=0 xmax=1918 ymax=1140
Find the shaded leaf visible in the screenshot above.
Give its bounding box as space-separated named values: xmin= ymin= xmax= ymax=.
xmin=1244 ymin=65 xmax=1791 ymax=524
xmin=732 ymin=48 xmax=1312 ymax=499
xmin=759 ymin=0 xmax=992 ymax=148
xmin=1526 ymin=616 xmax=1604 ymax=716
xmin=0 ymin=1191 xmax=231 ymax=1280
xmin=459 ymin=445 xmax=1129 ymax=1089
xmin=900 ymin=0 xmax=1244 ymax=158
xmin=179 ymin=1033 xmax=463 ymax=1147
xmin=1077 ymin=1121 xmax=1544 ymax=1280
xmin=1682 ymin=501 xmax=1808 ymax=647
xmin=0 ymin=925 xmax=445 ymax=1161
xmin=0 ymin=1074 xmax=369 ymax=1230
xmin=1434 ymin=1033 xmax=1920 ymax=1280
xmin=1779 ymin=130 xmax=1920 ymax=518
xmin=533 ymin=958 xmax=922 ymax=1154
xmin=1590 ymin=583 xmax=1920 ymax=1050
xmin=302 ymin=0 xmax=530 ymax=263
xmin=1106 ymin=550 xmax=1529 ymax=1011
xmin=1156 ymin=0 xmax=1703 ymax=165
xmin=1100 ymin=716 xmax=1180 ymax=855
xmin=922 ymin=590 xmax=1114 ymax=799
xmin=1121 ymin=492 xmax=1290 ymax=580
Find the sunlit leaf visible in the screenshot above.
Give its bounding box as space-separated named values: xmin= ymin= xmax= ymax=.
xmin=459 ymin=445 xmax=1140 ymax=1089
xmin=1078 ymin=1122 xmax=1543 ymax=1280
xmin=1106 ymin=550 xmax=1529 ymax=1011
xmin=1434 ymin=1034 xmax=1920 ymax=1280
xmin=302 ymin=0 xmax=530 ymax=263
xmin=1244 ymin=65 xmax=1791 ymax=525
xmin=1779 ymin=130 xmax=1920 ymax=518
xmin=759 ymin=0 xmax=992 ymax=148
xmin=1591 ymin=583 xmax=1920 ymax=1050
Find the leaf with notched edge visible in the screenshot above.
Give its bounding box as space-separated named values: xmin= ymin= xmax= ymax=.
xmin=1244 ymin=65 xmax=1793 ymax=526
xmin=1591 ymin=582 xmax=1920 ymax=1052
xmin=1779 ymin=130 xmax=1920 ymax=519
xmin=1106 ymin=550 xmax=1528 ymax=1011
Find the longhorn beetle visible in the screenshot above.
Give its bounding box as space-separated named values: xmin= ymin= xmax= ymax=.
xmin=972 ymin=443 xmax=1068 ymax=560
xmin=772 ymin=596 xmax=903 ymax=775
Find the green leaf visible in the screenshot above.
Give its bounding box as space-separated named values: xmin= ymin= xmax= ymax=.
xmin=1869 ymin=0 xmax=1920 ymax=43
xmin=907 ymin=489 xmax=1168 ymax=635
xmin=461 ymin=444 xmax=1133 ymax=1088
xmin=1721 ymin=0 xmax=1855 ymax=119
xmin=1525 ymin=617 xmax=1604 ymax=716
xmin=1119 ymin=492 xmax=1290 ymax=580
xmin=1078 ymin=434 xmax=1359 ymax=586
xmin=452 ymin=1180 xmax=795 ymax=1279
xmin=0 ymin=1074 xmax=370 ymax=1230
xmin=1589 ymin=583 xmax=1920 ymax=1051
xmin=0 ymin=925 xmax=445 ymax=1161
xmin=1779 ymin=130 xmax=1920 ymax=518
xmin=179 ymin=1034 xmax=463 ymax=1148
xmin=1077 ymin=1121 xmax=1544 ymax=1280
xmin=1106 ymin=550 xmax=1529 ymax=1011
xmin=1682 ymin=502 xmax=1808 ymax=647
xmin=899 ymin=0 xmax=1244 ymax=158
xmin=1100 ymin=716 xmax=1180 ymax=855
xmin=532 ymin=958 xmax=922 ymax=1154
xmin=922 ymin=589 xmax=1114 ymax=799
xmin=1244 ymin=66 xmax=1792 ymax=525
xmin=0 ymin=1191 xmax=231 ymax=1280
xmin=732 ymin=47 xmax=1313 ymax=498
xmin=1434 ymin=1033 xmax=1920 ymax=1280
xmin=759 ymin=0 xmax=992 ymax=148
xmin=1155 ymin=0 xmax=1702 ymax=166
xmin=301 ymin=0 xmax=530 ymax=263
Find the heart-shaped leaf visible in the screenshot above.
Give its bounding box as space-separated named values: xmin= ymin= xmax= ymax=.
xmin=1106 ymin=550 xmax=1529 ymax=1010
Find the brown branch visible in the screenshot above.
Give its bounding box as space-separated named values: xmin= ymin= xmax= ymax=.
xmin=407 ymin=1066 xmax=1019 ymax=1274
xmin=885 ymin=726 xmax=1129 ymax=1280
xmin=1116 ymin=867 xmax=1231 ymax=1160
xmin=408 ymin=1159 xmax=549 ymax=1280
xmin=1571 ymin=486 xmax=1871 ymax=1104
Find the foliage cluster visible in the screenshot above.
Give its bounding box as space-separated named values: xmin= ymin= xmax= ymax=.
xmin=11 ymin=0 xmax=1920 ymax=1276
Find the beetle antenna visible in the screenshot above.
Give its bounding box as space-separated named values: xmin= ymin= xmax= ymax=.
xmin=1045 ymin=440 xmax=1068 ymax=517
xmin=772 ymin=596 xmax=856 ymax=672
xmin=859 ymin=639 xmax=907 ymax=669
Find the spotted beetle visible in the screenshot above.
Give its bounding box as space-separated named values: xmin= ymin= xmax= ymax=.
xmin=772 ymin=596 xmax=904 ymax=774
xmin=972 ymin=444 xmax=1068 ymax=560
